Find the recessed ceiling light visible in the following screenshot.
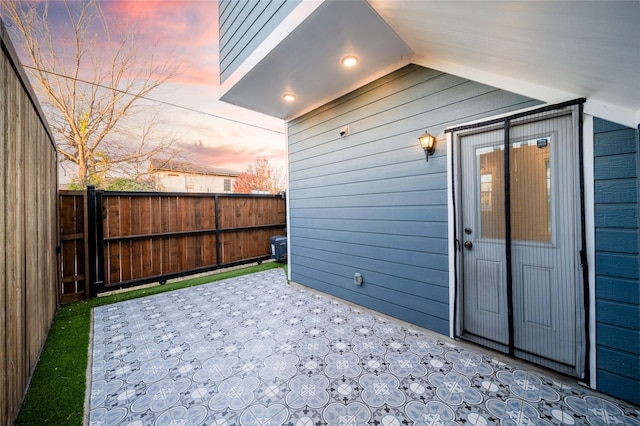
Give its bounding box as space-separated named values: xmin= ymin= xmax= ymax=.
xmin=342 ymin=55 xmax=358 ymax=67
xmin=283 ymin=93 xmax=296 ymax=102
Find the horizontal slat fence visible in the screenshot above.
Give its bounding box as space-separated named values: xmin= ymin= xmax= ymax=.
xmin=59 ymin=189 xmax=286 ymax=298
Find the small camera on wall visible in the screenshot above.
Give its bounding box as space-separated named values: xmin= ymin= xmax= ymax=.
xmin=354 ymin=272 xmax=363 ymax=285
xmin=339 ymin=125 xmax=350 ymax=137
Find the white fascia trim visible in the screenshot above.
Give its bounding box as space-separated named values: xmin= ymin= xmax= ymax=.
xmin=583 ymin=115 xmax=597 ymax=390
xmin=218 ymin=0 xmax=325 ymax=99
xmin=413 ymin=56 xmax=638 ymax=129
xmin=447 ymin=131 xmax=455 ymax=338
xmin=584 ymin=99 xmax=639 ymax=130
xmin=285 ymin=123 xmax=292 ymax=282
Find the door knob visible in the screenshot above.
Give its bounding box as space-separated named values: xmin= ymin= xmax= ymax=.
xmin=464 ymin=241 xmax=473 ymax=249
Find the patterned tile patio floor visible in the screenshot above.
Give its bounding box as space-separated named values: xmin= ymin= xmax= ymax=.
xmin=89 ymin=268 xmax=640 ymax=425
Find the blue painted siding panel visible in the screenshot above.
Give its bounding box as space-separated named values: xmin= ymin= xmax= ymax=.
xmin=594 ymin=119 xmax=631 ymax=133
xmin=596 ymin=323 xmax=640 ymax=356
xmin=293 ymin=227 xmax=449 ymax=256
xmin=220 ymin=1 xmax=263 ymax=41
xmin=293 ymin=256 xmax=449 ymax=313
xmin=218 ymin=0 xmax=300 ymax=83
xmin=594 ymin=179 xmax=637 ymax=203
xmin=594 ymin=204 xmax=638 ymax=228
xmin=293 ymin=218 xmax=448 ymax=239
xmin=596 ymin=276 xmax=640 ymax=303
xmin=292 ymin=205 xmax=449 ymax=222
xmin=292 ymin=270 xmax=450 ymax=335
xmin=221 ymin=2 xmax=270 ymax=56
xmin=597 ymin=346 xmax=640 ymax=380
xmin=593 ymin=117 xmax=640 ymax=405
xmin=595 ymin=253 xmax=639 ymax=279
xmin=594 ymin=154 xmax=637 ymax=179
xmin=594 ymin=129 xmax=638 ymax=156
xmin=294 ymin=245 xmax=449 ymax=293
xmin=287 ymin=64 xmax=540 ymax=336
xmin=594 ymin=229 xmax=638 ymax=254
xmin=293 ymin=237 xmax=450 ymax=280
xmin=597 ymin=371 xmax=640 ymax=405
xmin=596 ymin=300 xmax=640 ymax=330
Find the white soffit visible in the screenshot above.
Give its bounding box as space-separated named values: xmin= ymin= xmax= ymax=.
xmin=219 ymin=0 xmax=414 ymax=120
xmin=370 ymin=1 xmax=640 ymax=128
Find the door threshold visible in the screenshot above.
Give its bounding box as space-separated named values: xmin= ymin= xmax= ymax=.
xmin=458 ymin=333 xmax=580 ymax=379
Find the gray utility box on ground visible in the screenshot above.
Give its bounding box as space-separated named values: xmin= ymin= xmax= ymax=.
xmin=270 ymin=235 xmax=287 ymax=262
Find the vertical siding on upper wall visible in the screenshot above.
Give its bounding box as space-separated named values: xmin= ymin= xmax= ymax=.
xmin=287 ymin=64 xmax=539 ymax=335
xmin=219 ymin=0 xmax=300 ymax=84
xmin=593 ymin=118 xmax=640 ymax=405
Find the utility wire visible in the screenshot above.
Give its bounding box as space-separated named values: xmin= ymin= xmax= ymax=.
xmin=21 ymin=64 xmax=285 ymax=134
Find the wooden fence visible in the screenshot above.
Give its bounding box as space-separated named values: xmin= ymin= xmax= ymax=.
xmin=59 ymin=191 xmax=89 ymax=302
xmin=59 ymin=189 xmax=286 ymax=300
xmin=1 ymin=21 xmax=59 ymax=426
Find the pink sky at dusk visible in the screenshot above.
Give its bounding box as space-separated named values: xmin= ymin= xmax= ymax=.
xmin=100 ymin=0 xmax=287 ymax=174
xmin=6 ymin=0 xmax=287 ymax=181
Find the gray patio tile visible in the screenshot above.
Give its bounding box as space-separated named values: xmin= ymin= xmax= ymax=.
xmin=89 ymin=268 xmax=640 ymax=425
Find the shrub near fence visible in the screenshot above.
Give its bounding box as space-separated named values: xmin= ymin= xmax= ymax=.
xmin=58 ymin=189 xmax=286 ymax=300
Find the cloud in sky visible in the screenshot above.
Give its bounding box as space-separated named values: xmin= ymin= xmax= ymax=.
xmin=101 ymin=1 xmax=220 ymax=86
xmin=180 ymin=140 xmax=286 ymax=173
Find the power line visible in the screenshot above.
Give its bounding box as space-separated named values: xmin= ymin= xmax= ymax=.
xmin=21 ymin=64 xmax=285 ymax=134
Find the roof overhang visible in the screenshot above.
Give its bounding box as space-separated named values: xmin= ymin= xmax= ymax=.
xmin=219 ymin=0 xmax=414 ymax=121
xmin=219 ymin=0 xmax=640 ymax=128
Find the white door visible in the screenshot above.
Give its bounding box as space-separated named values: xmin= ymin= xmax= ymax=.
xmin=459 ymin=113 xmax=583 ymax=376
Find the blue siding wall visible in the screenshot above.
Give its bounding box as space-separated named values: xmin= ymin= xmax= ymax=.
xmin=287 ymin=64 xmax=539 ymax=335
xmin=594 ymin=118 xmax=640 ymax=405
xmin=219 ymin=0 xmax=300 ymax=84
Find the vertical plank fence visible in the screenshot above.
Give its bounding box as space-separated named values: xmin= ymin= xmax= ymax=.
xmin=1 ymin=21 xmax=59 ymax=426
xmin=58 ymin=189 xmax=286 ymax=299
xmin=58 ymin=191 xmax=89 ymax=302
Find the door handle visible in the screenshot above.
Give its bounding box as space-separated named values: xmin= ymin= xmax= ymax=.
xmin=464 ymin=241 xmax=473 ymax=249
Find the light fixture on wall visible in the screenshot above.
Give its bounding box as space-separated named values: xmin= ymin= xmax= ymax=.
xmin=418 ymin=131 xmax=436 ymax=162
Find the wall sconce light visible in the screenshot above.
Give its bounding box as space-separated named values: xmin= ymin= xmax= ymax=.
xmin=418 ymin=131 xmax=436 ymax=162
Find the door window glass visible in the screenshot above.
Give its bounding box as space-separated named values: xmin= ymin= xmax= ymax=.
xmin=477 ymin=138 xmax=551 ymax=242
xmin=477 ymin=145 xmax=505 ymax=239
xmin=511 ymin=138 xmax=551 ymax=242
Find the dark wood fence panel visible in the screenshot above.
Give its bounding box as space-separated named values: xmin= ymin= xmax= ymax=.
xmin=63 ymin=190 xmax=286 ymax=294
xmin=1 ymin=21 xmax=58 ymax=426
xmin=58 ymin=192 xmax=88 ymax=302
xmin=218 ymin=195 xmax=287 ymax=263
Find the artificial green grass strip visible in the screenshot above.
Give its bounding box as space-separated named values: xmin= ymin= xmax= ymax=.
xmin=15 ymin=301 xmax=91 ymax=425
xmin=15 ymin=262 xmax=284 ymax=426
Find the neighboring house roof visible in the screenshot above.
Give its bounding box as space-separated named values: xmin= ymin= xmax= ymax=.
xmin=149 ymin=160 xmax=240 ymax=177
xmin=219 ymin=0 xmax=639 ymax=127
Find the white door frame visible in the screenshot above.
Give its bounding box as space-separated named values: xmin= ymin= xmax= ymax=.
xmin=446 ymin=104 xmax=596 ymax=388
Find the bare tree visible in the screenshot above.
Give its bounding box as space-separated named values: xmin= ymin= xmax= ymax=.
xmin=1 ymin=0 xmax=180 ymax=186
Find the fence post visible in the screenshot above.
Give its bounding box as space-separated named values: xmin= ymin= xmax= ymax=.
xmin=86 ymin=186 xmax=105 ymax=297
xmin=214 ymin=195 xmax=221 ymax=266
